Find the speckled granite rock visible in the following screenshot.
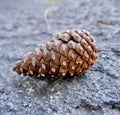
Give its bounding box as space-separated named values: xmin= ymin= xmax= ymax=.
xmin=0 ymin=0 xmax=120 ymax=115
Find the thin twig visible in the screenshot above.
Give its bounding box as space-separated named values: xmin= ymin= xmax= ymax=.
xmin=96 ymin=22 xmax=120 ymax=31
xmin=53 ymin=76 xmax=63 ymax=85
xmin=44 ymin=5 xmax=59 ymax=33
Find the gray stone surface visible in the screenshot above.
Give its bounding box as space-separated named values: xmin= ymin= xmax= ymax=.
xmin=0 ymin=0 xmax=120 ymax=114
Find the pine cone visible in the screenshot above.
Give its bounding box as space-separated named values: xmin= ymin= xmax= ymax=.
xmin=13 ymin=29 xmax=98 ymax=78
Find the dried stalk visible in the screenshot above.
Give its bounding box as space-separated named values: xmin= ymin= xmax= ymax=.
xmin=96 ymin=22 xmax=120 ymax=31
xmin=44 ymin=5 xmax=59 ymax=33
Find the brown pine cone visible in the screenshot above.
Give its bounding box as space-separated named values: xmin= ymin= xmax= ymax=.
xmin=13 ymin=29 xmax=98 ymax=78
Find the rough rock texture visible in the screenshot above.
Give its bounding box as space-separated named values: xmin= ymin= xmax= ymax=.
xmin=0 ymin=0 xmax=120 ymax=115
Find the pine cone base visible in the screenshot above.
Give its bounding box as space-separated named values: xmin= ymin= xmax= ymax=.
xmin=13 ymin=29 xmax=98 ymax=78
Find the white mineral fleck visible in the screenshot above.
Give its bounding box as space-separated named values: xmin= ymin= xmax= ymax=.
xmin=41 ymin=73 xmax=45 ymax=77
xmin=71 ymin=54 xmax=74 ymax=58
xmin=63 ymin=61 xmax=66 ymax=66
xmin=52 ymin=53 xmax=56 ymax=60
xmin=62 ymin=73 xmax=65 ymax=76
xmin=61 ymin=44 xmax=67 ymax=50
xmin=38 ymin=74 xmax=41 ymax=77
xmin=76 ymin=61 xmax=79 ymax=64
xmin=30 ymin=70 xmax=33 ymax=75
xmin=72 ymin=66 xmax=75 ymax=70
xmin=42 ymin=64 xmax=46 ymax=70
xmin=32 ymin=57 xmax=36 ymax=67
xmin=51 ymin=68 xmax=56 ymax=73
xmin=20 ymin=67 xmax=23 ymax=72
xmin=71 ymin=73 xmax=73 ymax=76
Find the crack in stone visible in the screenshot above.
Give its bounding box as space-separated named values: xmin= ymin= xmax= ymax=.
xmin=104 ymin=101 xmax=120 ymax=110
